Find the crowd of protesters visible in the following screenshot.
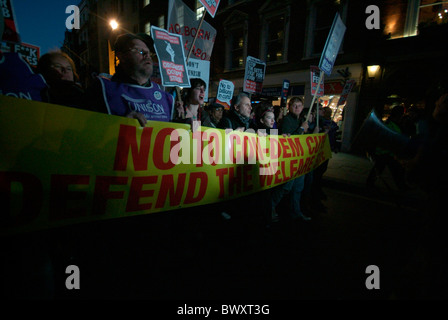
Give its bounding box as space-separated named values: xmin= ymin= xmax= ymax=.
xmin=1 ymin=32 xmax=335 ymax=227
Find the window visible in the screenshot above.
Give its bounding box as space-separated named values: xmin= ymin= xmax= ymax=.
xmin=196 ymin=0 xmax=205 ymax=20
xmin=224 ymin=12 xmax=248 ymax=70
xmin=230 ymin=28 xmax=245 ymax=69
xmin=143 ymin=0 xmax=150 ymax=7
xmin=404 ymin=0 xmax=448 ymax=37
xmin=158 ymin=15 xmax=165 ymax=29
xmin=145 ymin=22 xmax=151 ymax=35
xmin=305 ymin=0 xmax=347 ymax=57
xmin=260 ymin=9 xmax=290 ymax=64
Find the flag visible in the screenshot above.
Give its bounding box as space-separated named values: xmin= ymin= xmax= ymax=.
xmin=168 ymin=0 xmax=216 ymax=61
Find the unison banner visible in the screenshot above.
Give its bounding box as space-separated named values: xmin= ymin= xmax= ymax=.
xmin=0 ymin=96 xmax=331 ymax=235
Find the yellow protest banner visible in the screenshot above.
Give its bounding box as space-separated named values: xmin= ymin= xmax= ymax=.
xmin=0 ymin=95 xmax=331 ymax=235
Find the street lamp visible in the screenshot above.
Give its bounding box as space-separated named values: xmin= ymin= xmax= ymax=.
xmin=110 ymin=19 xmax=119 ymax=30
xmin=367 ymin=65 xmax=380 ymax=79
xmin=108 ymin=19 xmax=119 ymax=75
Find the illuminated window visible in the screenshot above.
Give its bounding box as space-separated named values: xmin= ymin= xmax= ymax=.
xmin=404 ymin=0 xmax=448 ymax=37
xmin=158 ymin=15 xmax=165 ymax=29
xmin=261 ymin=11 xmax=289 ymax=64
xmin=196 ymin=0 xmax=205 ymax=20
xmin=143 ymin=0 xmax=150 ymax=7
xmin=224 ymin=12 xmax=248 ymax=70
xmin=145 ymin=22 xmax=151 ymax=35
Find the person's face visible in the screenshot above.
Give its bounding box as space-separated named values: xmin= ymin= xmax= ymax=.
xmin=289 ymin=101 xmax=303 ymax=117
xmin=261 ymin=111 xmax=275 ymax=128
xmin=119 ymin=39 xmax=153 ymax=79
xmin=48 ymin=55 xmax=74 ymax=82
xmin=190 ymin=85 xmax=206 ymax=105
xmin=236 ymin=96 xmax=252 ymax=118
xmin=210 ymin=106 xmax=224 ymax=121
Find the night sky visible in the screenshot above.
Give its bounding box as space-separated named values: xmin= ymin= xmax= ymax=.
xmin=12 ymin=0 xmax=80 ymax=55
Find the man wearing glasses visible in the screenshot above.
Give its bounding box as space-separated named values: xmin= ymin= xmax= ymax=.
xmin=84 ymin=33 xmax=174 ymax=126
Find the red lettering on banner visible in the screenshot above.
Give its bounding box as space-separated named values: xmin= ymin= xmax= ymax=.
xmin=114 ymin=125 xmax=153 ymax=171
xmin=274 ymin=163 xmax=283 ymax=184
xmin=290 ymin=159 xmax=299 ymax=177
xmin=229 ymin=133 xmax=242 ymax=164
xmin=228 ymin=167 xmax=242 ymax=197
xmin=184 ymin=172 xmax=207 ymax=204
xmin=93 ymin=176 xmax=127 ymax=215
xmin=306 ymin=136 xmax=315 ymax=154
xmin=259 ymin=166 xmax=275 ymax=187
xmin=288 ymin=137 xmax=304 ymax=157
xmin=155 ymin=173 xmax=187 ymax=209
xmin=153 ymin=128 xmax=176 ymax=170
xmin=215 ymin=168 xmax=228 ymax=199
xmin=49 ymin=175 xmax=90 ymax=220
xmin=126 ymin=176 xmax=158 ymax=212
xmin=306 ymin=135 xmax=326 ymax=155
xmin=243 ymin=165 xmax=254 ymax=192
xmin=280 ymin=161 xmax=291 ymax=181
xmin=0 ymin=171 xmax=43 ymax=227
xmin=279 ymin=138 xmax=291 ymax=158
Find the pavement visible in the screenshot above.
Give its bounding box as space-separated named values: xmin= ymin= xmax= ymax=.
xmin=323 ymin=151 xmax=428 ymax=209
xmin=1 ymin=151 xmax=437 ymax=301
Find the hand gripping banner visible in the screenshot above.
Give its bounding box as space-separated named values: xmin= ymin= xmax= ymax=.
xmin=0 ymin=96 xmax=331 ymax=235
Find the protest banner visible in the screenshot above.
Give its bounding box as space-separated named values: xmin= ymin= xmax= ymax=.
xmin=1 ymin=0 xmax=20 ymax=43
xmin=186 ymin=58 xmax=210 ymax=101
xmin=151 ymin=26 xmax=190 ymax=88
xmin=0 ymin=95 xmax=331 ymax=235
xmin=168 ymin=0 xmax=217 ymax=61
xmin=216 ymin=79 xmax=234 ymax=110
xmin=243 ymin=56 xmax=266 ymax=94
xmin=199 ymin=0 xmax=221 ymax=18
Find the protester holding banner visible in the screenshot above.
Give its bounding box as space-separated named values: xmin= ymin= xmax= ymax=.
xmin=37 ymin=51 xmax=85 ymax=108
xmin=173 ymin=78 xmax=213 ymax=127
xmin=253 ymin=101 xmax=276 ymax=134
xmin=205 ymin=101 xmax=231 ymax=129
xmin=83 ymin=33 xmax=174 ymax=126
xmin=271 ymin=97 xmax=312 ymax=222
xmin=227 ymin=92 xmax=253 ymax=131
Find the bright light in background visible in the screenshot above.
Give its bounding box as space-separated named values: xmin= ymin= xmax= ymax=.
xmin=110 ymin=19 xmax=119 ymax=30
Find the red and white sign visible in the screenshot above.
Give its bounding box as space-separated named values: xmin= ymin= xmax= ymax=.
xmin=310 ymin=66 xmax=324 ymax=97
xmin=198 ymin=0 xmax=221 ymax=18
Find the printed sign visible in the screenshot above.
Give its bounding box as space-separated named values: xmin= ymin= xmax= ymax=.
xmin=168 ymin=0 xmax=217 ymax=61
xmin=198 ymin=0 xmax=221 ymax=18
xmin=186 ymin=58 xmax=210 ymax=102
xmin=310 ymin=66 xmax=324 ymax=97
xmin=281 ymin=79 xmax=290 ymax=100
xmin=336 ymin=79 xmax=356 ymax=107
xmin=151 ymin=26 xmax=190 ymax=87
xmin=318 ymin=13 xmax=346 ymax=76
xmin=243 ymin=56 xmax=266 ymax=94
xmin=216 ymin=79 xmax=234 ymax=109
xmin=13 ymin=42 xmax=40 ymax=66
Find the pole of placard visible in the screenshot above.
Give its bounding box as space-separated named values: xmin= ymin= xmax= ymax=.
xmin=315 ymin=99 xmax=320 ymax=132
xmin=305 ymin=71 xmax=324 ymax=122
xmin=187 ymin=10 xmax=206 ymax=62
